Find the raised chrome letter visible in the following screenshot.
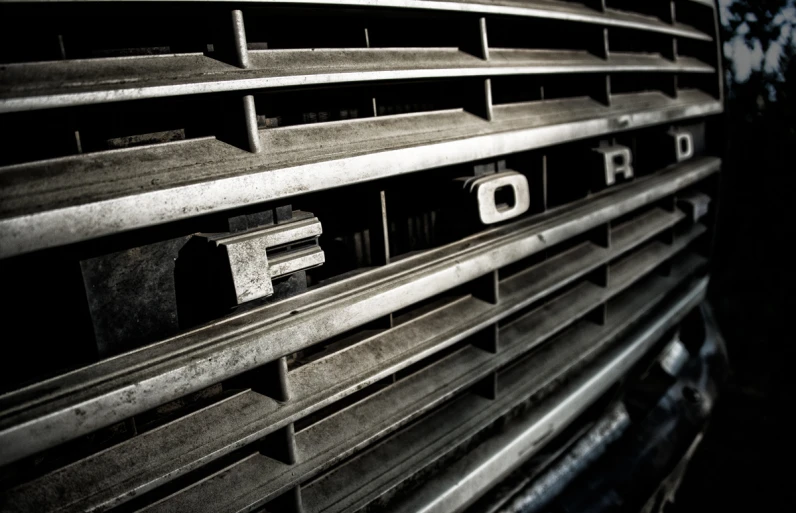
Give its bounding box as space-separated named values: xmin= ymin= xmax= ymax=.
xmin=670 ymin=129 xmax=694 ymax=162
xmin=593 ymin=144 xmax=634 ymax=186
xmin=463 ymin=171 xmax=531 ymax=225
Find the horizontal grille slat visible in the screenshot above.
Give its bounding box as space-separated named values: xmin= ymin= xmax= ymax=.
xmin=0 ymin=0 xmax=714 ymax=42
xmin=0 ymin=1 xmax=722 ymax=511
xmin=383 ymin=277 xmax=708 ymax=513
xmin=140 ymin=246 xmax=707 ymax=513
xmin=273 ymin=266 xmax=709 ymax=513
xmin=0 ymin=206 xmax=687 ymax=512
xmin=0 ymin=157 xmax=718 ymax=467
xmin=0 ymin=92 xmax=720 ymax=257
xmin=0 ymin=50 xmax=713 ymax=114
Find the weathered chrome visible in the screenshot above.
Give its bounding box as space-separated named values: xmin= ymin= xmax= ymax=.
xmin=0 ymin=52 xmax=715 ymax=114
xmin=209 ymin=217 xmax=324 ymax=304
xmin=389 ymin=280 xmax=707 ymax=513
xmin=671 ymin=128 xmax=696 ymax=162
xmin=0 ymin=92 xmax=722 ymax=258
xmin=0 ymin=0 xmax=724 ymax=511
xmin=594 ymin=143 xmax=634 ymax=186
xmin=1 ymin=208 xmax=698 ymax=513
xmin=678 ymin=190 xmax=712 ymax=223
xmin=461 ymin=171 xmax=531 ymax=225
xmin=302 ymin=275 xmax=709 ymax=513
xmin=497 ymin=403 xmax=631 ymax=513
xmin=0 ymin=158 xmax=719 ymax=467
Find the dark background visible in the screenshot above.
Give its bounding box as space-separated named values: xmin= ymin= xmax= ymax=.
xmin=672 ymin=1 xmax=796 ymax=510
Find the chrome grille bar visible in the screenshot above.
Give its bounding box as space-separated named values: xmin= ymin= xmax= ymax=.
xmin=0 ymin=157 xmax=718 ymax=466
xmin=385 ymin=277 xmax=708 ymax=513
xmin=0 ymin=1 xmax=723 ymax=511
xmin=0 ymin=94 xmax=720 ymax=257
xmin=152 ymin=259 xmax=708 ymax=513
xmin=0 ymin=206 xmax=692 ymax=512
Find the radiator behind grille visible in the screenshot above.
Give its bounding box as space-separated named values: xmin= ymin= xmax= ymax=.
xmin=0 ymin=1 xmax=723 ymax=512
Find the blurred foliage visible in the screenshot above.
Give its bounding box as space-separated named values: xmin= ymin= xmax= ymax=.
xmin=724 ymin=0 xmax=793 ymax=51
xmin=721 ymin=0 xmax=796 ymax=124
xmin=710 ymin=0 xmax=796 ymax=389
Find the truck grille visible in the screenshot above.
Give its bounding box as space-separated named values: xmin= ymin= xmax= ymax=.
xmin=0 ymin=1 xmax=722 ymax=512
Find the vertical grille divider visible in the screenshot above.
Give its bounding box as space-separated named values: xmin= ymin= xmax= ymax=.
xmin=588 ymin=223 xmax=611 ymax=325
xmin=601 ymin=28 xmax=612 ymax=106
xmin=260 ymin=355 xmax=304 ymax=512
xmin=658 ymin=194 xmax=678 ymax=276
xmin=670 ymin=1 xmax=681 ymax=97
xmin=473 ymin=269 xmax=500 ymax=397
xmin=484 ymin=78 xmax=494 ymax=121
xmin=243 ymin=94 xmax=262 ymax=153
xmin=231 ymin=9 xmax=250 ymax=69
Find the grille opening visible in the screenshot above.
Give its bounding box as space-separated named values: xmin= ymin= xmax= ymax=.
xmin=0 ymin=109 xmax=81 ymax=166
xmin=116 ymin=444 xmax=258 ymax=513
xmin=498 ymin=271 xmax=586 ymax=330
xmin=365 ymin=12 xmax=464 ymax=48
xmin=0 ymin=379 xmax=231 ymax=490
xmin=499 ymin=251 xmax=548 ymax=282
xmin=611 ymin=72 xmax=676 ymax=96
xmin=393 ymin=336 xmax=473 ymax=382
xmin=0 ymin=416 xmax=137 ymax=491
xmin=545 ymin=141 xmax=595 ymax=208
xmin=609 ymin=26 xmax=673 ymax=56
xmin=254 ymin=85 xmax=373 ymax=129
xmin=0 ymin=6 xmax=214 ymax=64
xmin=244 ymin=7 xmax=368 ymax=50
xmin=286 ymin=319 xmax=387 ymax=372
xmin=0 ymin=13 xmax=65 ymax=63
xmin=297 ymin=183 xmax=389 ymax=284
xmin=488 ymin=16 xmax=604 ymax=55
xmin=255 ymin=79 xmax=469 ymax=131
xmin=392 ymin=285 xmax=472 ymax=327
xmin=53 ymin=13 xmax=212 ymax=60
xmin=373 ymin=79 xmax=467 ymax=117
xmin=545 ymin=73 xmax=608 ymax=102
xmin=675 ymin=0 xmax=718 ymax=36
xmin=559 ymin=0 xmax=604 ymax=10
xmin=491 ymin=73 xmax=608 ymax=105
xmin=0 ymin=95 xmax=218 ymax=166
xmin=610 ymin=236 xmax=653 ymax=271
xmin=386 ymin=167 xmax=460 ymax=258
xmin=293 ymin=375 xmax=395 ymax=433
xmin=134 ymin=383 xmax=227 ymax=434
xmin=678 ymin=73 xmax=720 ymax=98
xmin=244 ymin=7 xmax=465 ymax=50
xmin=605 ymin=0 xmax=672 ymax=22
xmin=557 ymin=228 xmax=602 ymax=255
xmin=609 ymin=228 xmax=691 ymax=276
xmin=0 ymin=252 xmax=95 ymax=394
xmin=677 ymin=37 xmax=717 ymax=66
xmin=610 ymin=202 xmax=663 ymax=230
xmin=491 ymin=75 xmax=543 ymax=105
xmin=77 ymin=96 xmax=216 ymax=153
